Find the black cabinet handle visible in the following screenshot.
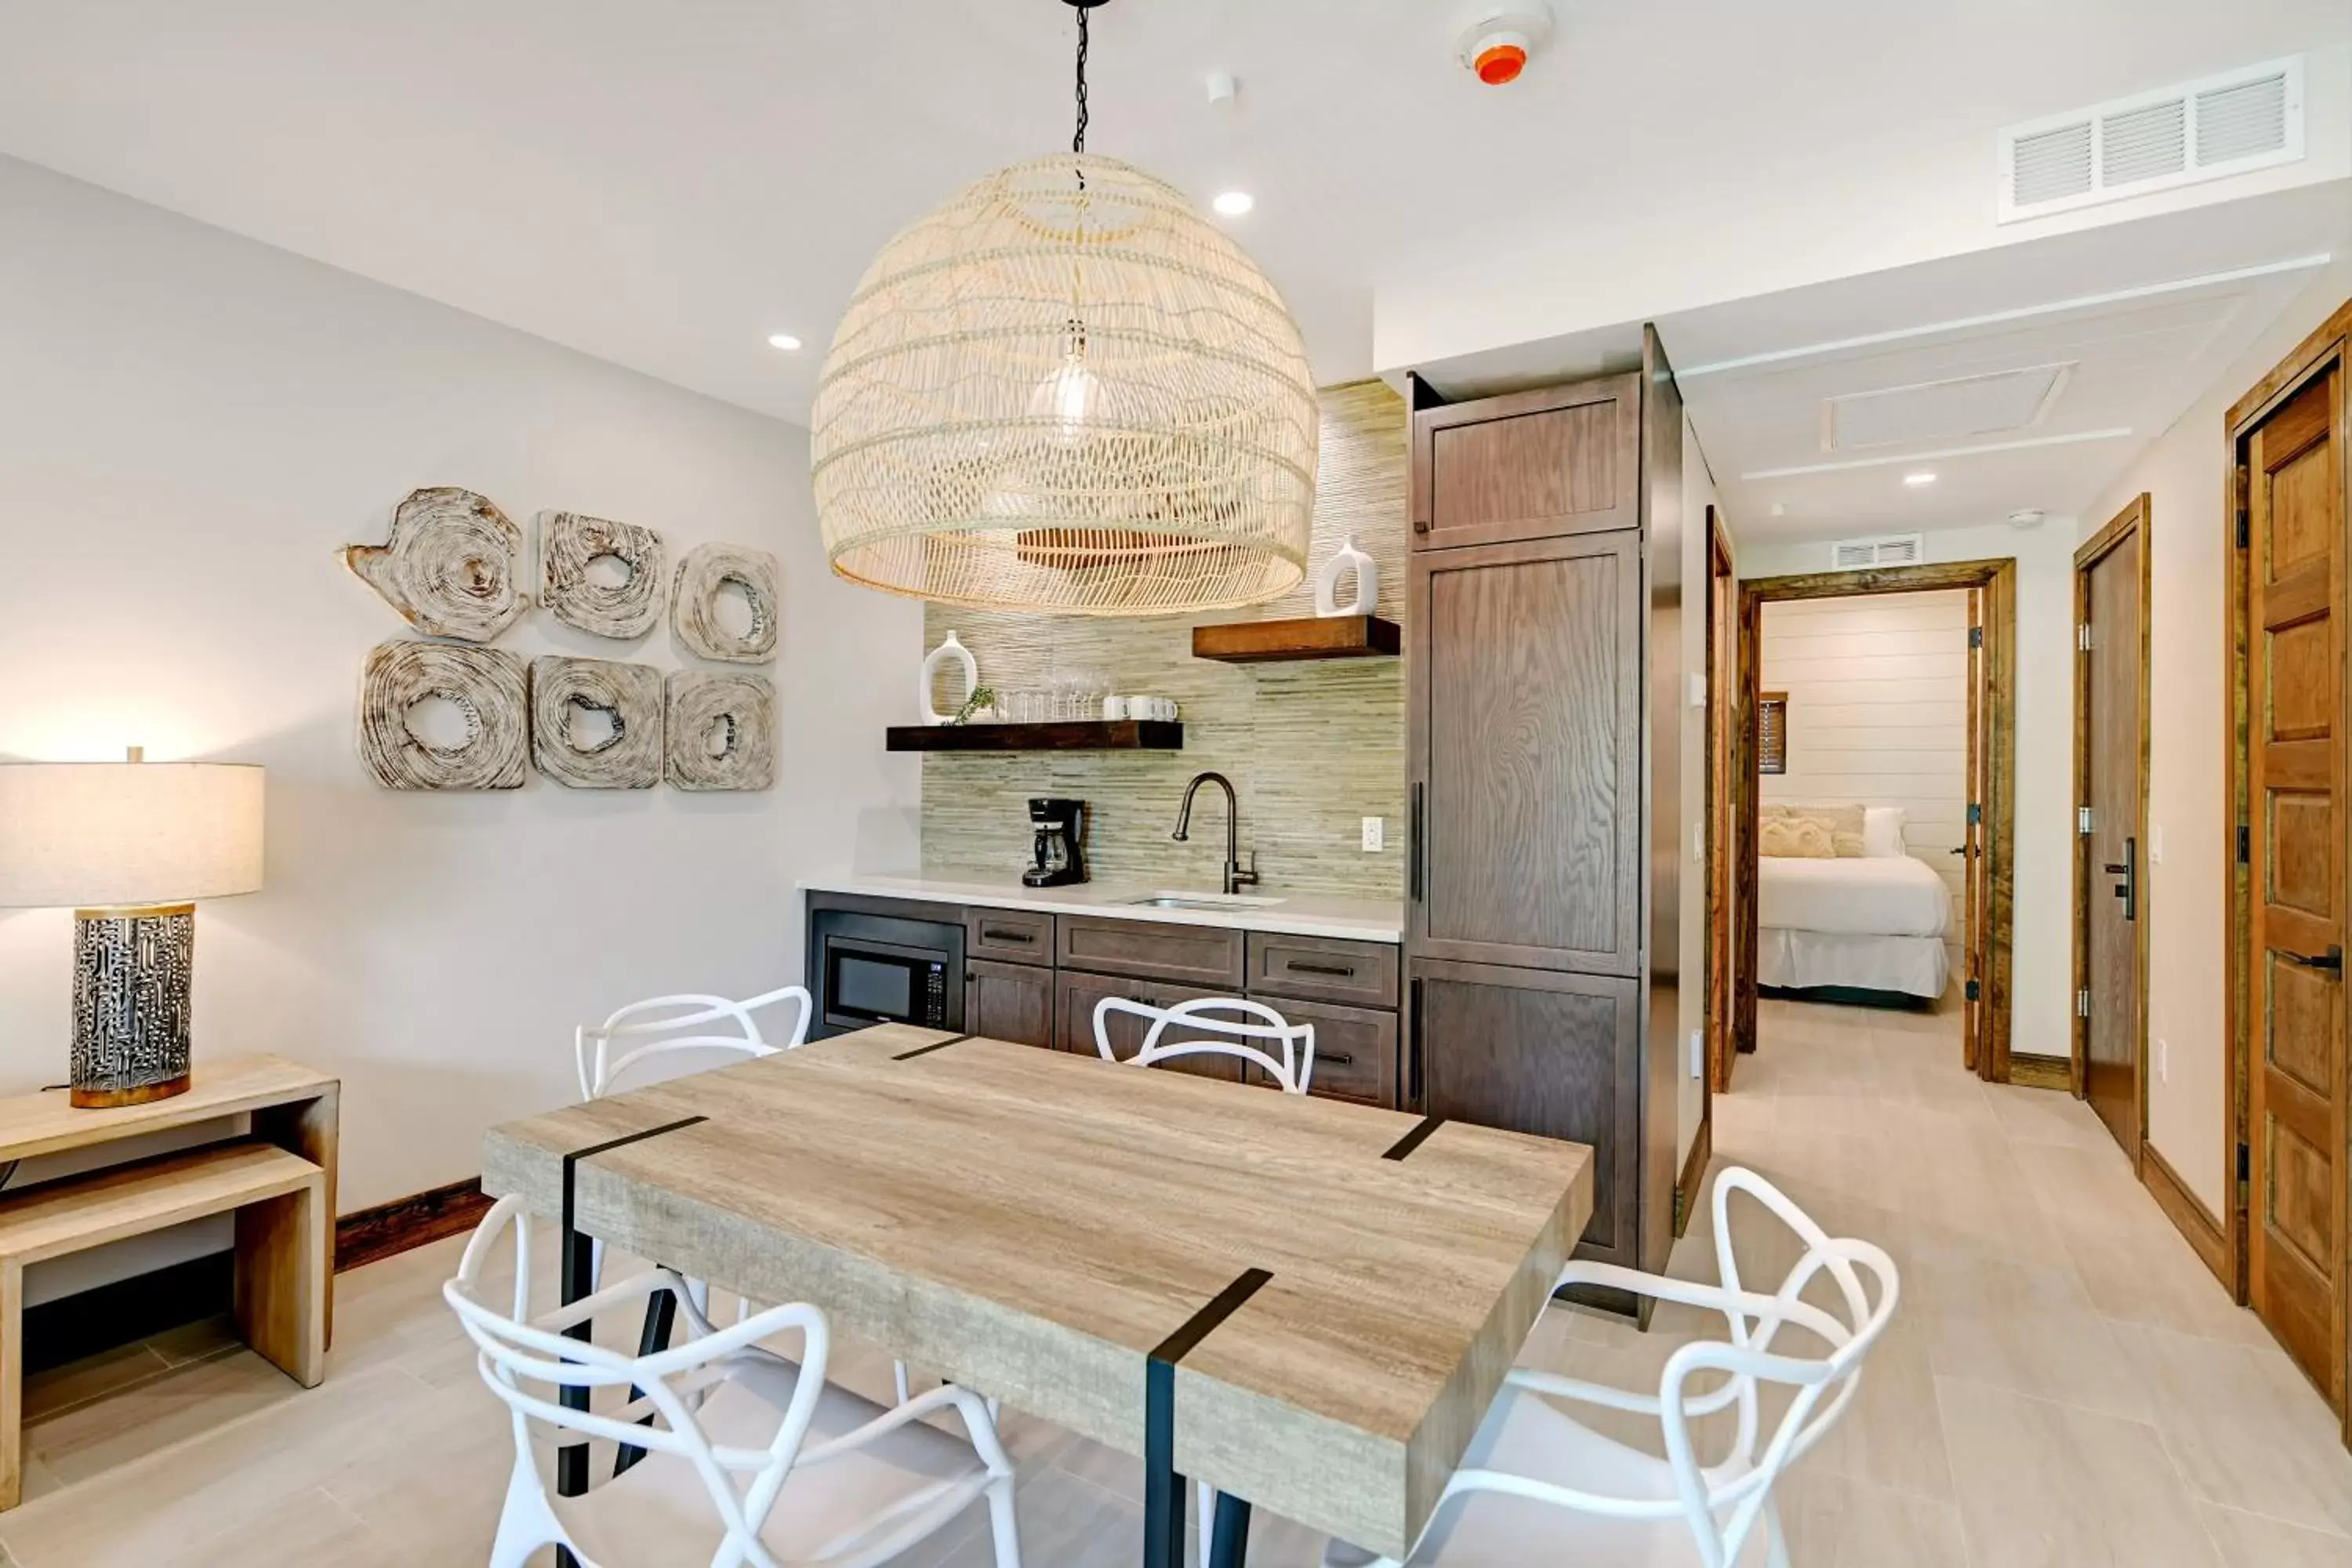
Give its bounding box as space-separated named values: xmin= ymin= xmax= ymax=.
xmin=2283 ymin=946 xmax=2344 ymax=972
xmin=1286 ymin=960 xmax=1356 ymax=978
xmin=982 ymin=927 xmax=1035 ymax=944
xmin=1410 ymin=783 xmax=1425 ymax=904
xmin=1319 ymin=1051 xmax=1355 ymax=1068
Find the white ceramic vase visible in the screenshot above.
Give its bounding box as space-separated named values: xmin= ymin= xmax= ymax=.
xmin=1312 ymin=534 xmax=1377 ymax=618
xmin=919 ymin=631 xmax=978 ymax=725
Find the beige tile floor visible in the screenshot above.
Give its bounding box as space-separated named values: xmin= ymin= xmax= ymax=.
xmin=2 ymin=996 xmax=2348 ymax=1565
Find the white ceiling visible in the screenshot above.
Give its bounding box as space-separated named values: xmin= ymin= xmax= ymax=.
xmin=0 ymin=0 xmax=2343 ymax=425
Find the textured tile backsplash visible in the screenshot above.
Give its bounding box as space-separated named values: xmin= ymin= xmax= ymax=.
xmin=920 ymin=379 xmax=1407 ymax=899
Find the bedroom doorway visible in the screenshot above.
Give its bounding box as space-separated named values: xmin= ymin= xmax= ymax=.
xmin=1731 ymin=558 xmax=2018 ymax=1082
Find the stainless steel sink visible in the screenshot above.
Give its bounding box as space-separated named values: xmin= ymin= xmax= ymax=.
xmin=1111 ymin=891 xmax=1285 ymax=912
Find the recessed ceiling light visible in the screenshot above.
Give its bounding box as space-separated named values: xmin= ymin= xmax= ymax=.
xmin=1211 ymin=191 xmax=1254 ymax=217
xmin=767 ymin=332 xmax=803 ymax=351
xmin=1903 ymin=471 xmax=1937 ymax=487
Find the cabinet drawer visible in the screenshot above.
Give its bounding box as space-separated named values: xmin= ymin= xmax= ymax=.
xmin=1246 ymin=933 xmax=1399 ymax=1008
xmin=1250 ymin=997 xmax=1397 ymax=1108
xmin=966 ymin=908 xmax=1055 ymax=967
xmin=1058 ymin=917 xmax=1244 ymax=989
xmin=1052 ymin=971 xmax=1241 ymax=1082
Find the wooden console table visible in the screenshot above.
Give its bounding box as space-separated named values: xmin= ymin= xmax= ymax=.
xmin=0 ymin=1055 xmax=337 ymax=1508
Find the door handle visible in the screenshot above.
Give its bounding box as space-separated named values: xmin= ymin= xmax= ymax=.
xmin=2282 ymin=946 xmax=2345 ymax=973
xmin=2104 ymin=836 xmax=2138 ymax=922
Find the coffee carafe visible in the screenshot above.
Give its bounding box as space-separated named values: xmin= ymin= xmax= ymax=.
xmin=1023 ymin=797 xmax=1087 ymax=887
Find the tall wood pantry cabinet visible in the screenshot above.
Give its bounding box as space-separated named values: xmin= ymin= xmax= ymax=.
xmin=1404 ymin=329 xmax=1689 ymax=1315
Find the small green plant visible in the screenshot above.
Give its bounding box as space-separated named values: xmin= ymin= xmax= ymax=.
xmin=951 ymin=685 xmax=999 ymax=725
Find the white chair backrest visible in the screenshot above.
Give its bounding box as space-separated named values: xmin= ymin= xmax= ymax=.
xmin=444 ymin=1194 xmax=831 ymax=1568
xmin=1092 ymin=995 xmax=1316 ymax=1094
xmin=1662 ymin=1167 xmax=1899 ymax=1565
xmin=576 ymin=984 xmax=813 ymax=1101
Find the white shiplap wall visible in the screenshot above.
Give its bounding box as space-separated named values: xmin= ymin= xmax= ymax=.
xmin=1760 ymin=590 xmax=1969 ymax=969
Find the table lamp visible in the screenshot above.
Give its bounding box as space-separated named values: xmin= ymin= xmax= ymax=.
xmin=0 ymin=750 xmax=264 ymax=1107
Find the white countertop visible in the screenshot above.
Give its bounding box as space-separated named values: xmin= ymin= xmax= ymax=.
xmin=797 ymin=873 xmax=1403 ymax=944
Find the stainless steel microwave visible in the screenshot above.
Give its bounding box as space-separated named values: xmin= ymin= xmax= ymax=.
xmin=810 ymin=909 xmax=964 ymax=1037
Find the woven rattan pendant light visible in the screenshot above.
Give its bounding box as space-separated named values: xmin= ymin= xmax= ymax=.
xmin=810 ymin=0 xmax=1319 ymax=616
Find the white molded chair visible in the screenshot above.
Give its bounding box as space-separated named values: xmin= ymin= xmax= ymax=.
xmin=1327 ymin=1167 xmax=1899 ymax=1568
xmin=445 ymin=1193 xmax=1022 ymax=1568
xmin=1091 ymin=995 xmax=1316 ymax=1094
xmin=575 ymin=985 xmax=813 ymax=1102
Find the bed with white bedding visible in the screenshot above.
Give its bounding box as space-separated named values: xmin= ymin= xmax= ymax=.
xmin=1758 ymin=851 xmax=1951 ymax=1001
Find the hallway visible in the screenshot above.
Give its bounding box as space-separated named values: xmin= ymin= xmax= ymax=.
xmin=1666 ymin=995 xmax=2352 ymax=1565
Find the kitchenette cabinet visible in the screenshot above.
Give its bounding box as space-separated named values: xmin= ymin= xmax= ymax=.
xmin=1403 ymin=331 xmax=1690 ymax=1311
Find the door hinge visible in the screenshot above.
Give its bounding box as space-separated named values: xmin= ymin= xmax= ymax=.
xmin=1969 ymin=626 xmax=1984 ymax=649
xmin=1968 ymin=801 xmax=1983 ymax=826
xmin=2077 ymin=988 xmax=2092 ymax=1018
xmin=2238 ymin=824 xmax=2251 ymax=865
xmin=1965 ymin=978 xmax=1980 ymax=1003
xmin=2077 ymin=623 xmax=2092 ymax=652
xmin=2078 ymin=806 xmax=2093 ymax=835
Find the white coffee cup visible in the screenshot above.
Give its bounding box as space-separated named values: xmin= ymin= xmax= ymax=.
xmin=1156 ymin=698 xmax=1181 ymax=721
xmin=1127 ymin=695 xmax=1153 ymax=720
xmin=1102 ymin=696 xmax=1129 ymax=720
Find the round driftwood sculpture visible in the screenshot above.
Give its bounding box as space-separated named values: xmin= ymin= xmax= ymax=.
xmin=358 ymin=640 xmax=528 ymax=790
xmin=341 ymin=487 xmax=528 ymax=643
xmin=539 ymin=512 xmax=667 ymax=640
xmin=672 ymin=543 xmax=779 ymax=663
xmin=809 ymin=154 xmax=1318 ymax=616
xmin=665 ymin=670 xmax=776 ymax=791
xmin=529 ymin=656 xmax=663 ymax=789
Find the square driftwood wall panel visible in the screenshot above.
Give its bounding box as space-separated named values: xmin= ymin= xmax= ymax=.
xmin=539 ymin=511 xmax=667 ymax=640
xmin=529 ymin=656 xmax=664 ymax=789
xmin=672 ymin=542 xmax=780 ymax=663
xmin=358 ymin=639 xmax=529 ymax=790
xmin=666 ymin=670 xmax=776 ymax=791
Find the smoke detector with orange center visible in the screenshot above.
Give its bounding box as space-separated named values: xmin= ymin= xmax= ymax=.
xmin=1455 ymin=2 xmax=1554 ymax=85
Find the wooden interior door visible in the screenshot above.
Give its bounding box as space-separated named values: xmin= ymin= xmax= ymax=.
xmin=2079 ymin=514 xmax=2147 ymax=1158
xmin=1963 ymin=587 xmax=1987 ymax=1072
xmin=2247 ymin=365 xmax=2347 ymax=1411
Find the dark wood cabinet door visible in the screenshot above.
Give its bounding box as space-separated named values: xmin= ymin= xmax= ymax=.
xmin=967 ymin=958 xmax=1054 ymax=1049
xmin=1051 ymin=971 xmax=1242 ymax=1081
xmin=1412 ymin=960 xmax=1641 ymax=1264
xmin=1410 ymin=375 xmax=1642 ymax=550
xmin=1409 ymin=530 xmax=1643 ymax=976
xmin=1246 ymin=996 xmax=1398 ymax=1108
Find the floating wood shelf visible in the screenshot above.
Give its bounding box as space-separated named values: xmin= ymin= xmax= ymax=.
xmin=1191 ymin=614 xmax=1401 ymax=663
xmin=885 ymin=720 xmax=1185 ymax=753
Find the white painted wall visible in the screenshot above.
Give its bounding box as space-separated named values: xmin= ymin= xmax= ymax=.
xmin=2087 ymin=256 xmax=2352 ymax=1220
xmin=1761 ymin=591 xmax=1970 ymax=975
xmin=1740 ymin=521 xmax=2082 ymax=1065
xmin=0 ymin=156 xmax=920 ymax=1299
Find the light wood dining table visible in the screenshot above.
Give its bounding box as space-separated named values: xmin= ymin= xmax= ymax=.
xmin=481 ymin=1024 xmax=1593 ymax=1567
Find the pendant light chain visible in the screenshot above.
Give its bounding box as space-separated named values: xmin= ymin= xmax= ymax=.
xmin=1073 ymin=4 xmax=1090 ymax=154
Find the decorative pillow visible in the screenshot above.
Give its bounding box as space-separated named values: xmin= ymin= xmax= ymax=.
xmin=1863 ymin=806 xmax=1908 ymax=858
xmin=1762 ymin=802 xmax=1866 ymax=857
xmin=1760 ymin=816 xmax=1837 ymax=858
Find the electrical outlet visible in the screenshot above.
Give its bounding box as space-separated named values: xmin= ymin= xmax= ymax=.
xmin=1360 ymin=815 xmax=1384 ymax=852
xmin=2157 ymin=1037 xmax=2169 ymax=1083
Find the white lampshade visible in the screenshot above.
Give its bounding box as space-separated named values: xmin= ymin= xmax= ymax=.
xmin=0 ymin=760 xmax=265 ymax=909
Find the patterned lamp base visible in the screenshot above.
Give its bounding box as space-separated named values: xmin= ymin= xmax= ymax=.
xmin=71 ymin=903 xmax=195 ymax=1109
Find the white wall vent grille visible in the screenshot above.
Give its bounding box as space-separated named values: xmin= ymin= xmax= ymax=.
xmin=1998 ymin=56 xmax=2302 ymax=223
xmin=1828 ymin=534 xmax=1925 ymax=571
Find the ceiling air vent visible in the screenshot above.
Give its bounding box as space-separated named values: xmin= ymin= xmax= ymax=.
xmin=1829 ymin=534 xmax=1925 ymax=572
xmin=1998 ymin=56 xmax=2303 ymax=223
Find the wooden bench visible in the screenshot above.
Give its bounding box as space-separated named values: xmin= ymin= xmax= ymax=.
xmin=0 ymin=1057 xmax=338 ymax=1510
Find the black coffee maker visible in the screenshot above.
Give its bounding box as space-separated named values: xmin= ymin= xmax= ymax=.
xmin=1022 ymin=797 xmax=1087 ymax=887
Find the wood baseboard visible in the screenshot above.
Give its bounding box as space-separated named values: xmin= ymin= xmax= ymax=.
xmin=2140 ymin=1143 xmax=2232 ymax=1294
xmin=2007 ymin=1054 xmax=2073 ymax=1091
xmin=1673 ymin=1109 xmax=1713 ymax=1240
xmin=335 ymin=1178 xmax=492 ymax=1273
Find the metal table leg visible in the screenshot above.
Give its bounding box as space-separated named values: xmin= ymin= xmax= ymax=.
xmin=556 ymin=1221 xmax=593 ymax=1568
xmin=1144 ymin=1356 xmax=1185 ymax=1568
xmin=1208 ymin=1492 xmax=1254 ymax=1568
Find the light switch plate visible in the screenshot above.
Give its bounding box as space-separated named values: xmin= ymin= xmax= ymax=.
xmin=1361 ymin=815 xmax=1384 ymax=852
xmin=1688 ymin=672 xmax=1708 ymax=709
xmin=2156 ymin=1037 xmax=2169 ymax=1082
xmin=2151 ymin=824 xmax=2165 ymax=864
xmin=1689 ymin=1029 xmax=1704 ymax=1079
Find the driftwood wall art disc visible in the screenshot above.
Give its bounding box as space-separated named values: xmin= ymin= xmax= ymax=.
xmin=358 ymin=639 xmax=528 ymax=790
xmin=529 ymin=656 xmax=663 ymax=789
xmin=665 ymin=670 xmax=776 ymax=791
xmin=539 ymin=512 xmax=667 ymax=640
xmin=672 ymin=543 xmax=780 ymax=663
xmin=341 ymin=487 xmax=528 ymax=643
